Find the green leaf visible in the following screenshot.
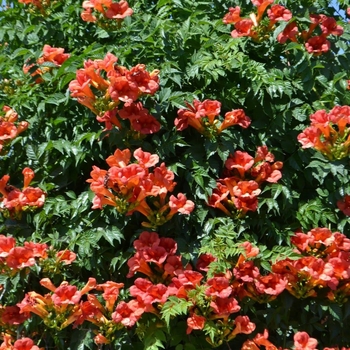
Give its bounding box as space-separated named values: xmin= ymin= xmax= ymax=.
xmin=102 ymin=226 xmax=124 ymax=246
xmin=161 ymin=296 xmax=193 ymax=326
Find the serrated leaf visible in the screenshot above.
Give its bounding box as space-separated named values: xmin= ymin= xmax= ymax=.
xmin=161 ymin=296 xmax=193 ymax=326
xmin=0 ymin=275 xmax=8 ymax=285
xmin=102 ymin=227 xmax=123 ymax=246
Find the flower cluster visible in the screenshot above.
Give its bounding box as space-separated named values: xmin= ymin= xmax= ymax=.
xmin=124 ymin=231 xmax=350 ymax=347
xmin=69 ymin=53 xmax=160 ymax=135
xmin=126 ymin=231 xmax=256 ymax=346
xmin=0 ymin=106 xmax=28 ymax=154
xmin=223 ymin=1 xmax=343 ymax=55
xmin=18 ymin=0 xmax=49 ymax=14
xmin=175 ymin=99 xmax=251 ymax=137
xmin=208 ymin=146 xmax=283 ymax=217
xmin=4 ymin=230 xmax=350 ymax=348
xmin=23 ymin=45 xmax=70 ymax=84
xmin=17 ymin=278 xmax=97 ymax=331
xmin=0 ymin=234 xmax=76 ymax=274
xmin=12 ymin=233 xmax=253 ymax=346
xmin=297 ymin=106 xmax=350 ymax=160
xmin=241 ymin=330 xmax=322 ymax=350
xmin=273 ymin=228 xmax=350 ymax=303
xmin=81 ymin=0 xmax=133 ymax=29
xmin=16 ymin=277 xmax=126 ymax=345
xmin=87 ymin=148 xmax=194 ymax=228
xmin=0 ymin=335 xmax=42 ymax=350
xmin=278 ymin=13 xmax=343 ymax=55
xmin=223 ymin=1 xmax=292 ymax=42
xmin=0 ymin=168 xmax=46 ymax=219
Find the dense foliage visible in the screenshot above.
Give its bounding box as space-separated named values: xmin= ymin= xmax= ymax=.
xmin=0 ymin=0 xmax=350 ymax=349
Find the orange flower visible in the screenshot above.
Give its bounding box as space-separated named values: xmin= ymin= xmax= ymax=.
xmin=24 ymin=242 xmax=48 ymax=259
xmin=218 ymin=109 xmax=251 ymax=132
xmin=231 ymin=19 xmax=257 ymax=39
xmin=83 ymin=0 xmax=112 ymax=14
xmin=51 ymin=283 xmax=81 ymax=306
xmin=0 ymin=169 xmax=45 ymax=218
xmin=130 ymin=278 xmax=169 ymax=305
xmin=251 ymin=0 xmax=274 ymax=18
xmin=205 ymin=277 xmax=232 ymax=298
xmin=267 ymin=5 xmax=292 ymax=22
xmin=337 ymin=195 xmax=350 ymax=216
xmin=133 ymin=231 xmax=160 ymax=251
xmin=18 ymin=0 xmax=46 ymax=10
xmin=112 ymin=300 xmax=145 ymax=327
xmin=118 ymin=102 xmax=161 ymax=134
xmin=195 ymin=253 xmax=217 ymax=272
xmin=126 ymin=64 xmax=159 ymax=96
xmin=232 ymin=180 xmax=261 ymax=212
xmin=223 ymin=7 xmax=241 ymax=25
xmin=186 ymin=313 xmax=206 ymax=334
xmin=80 ymin=278 xmax=98 ymax=295
xmin=252 ymin=329 xmax=278 ymax=349
xmin=81 ymin=7 xmax=97 ymax=22
xmin=106 ymin=148 xmax=131 ymax=167
xmin=94 ymin=334 xmax=110 ymax=345
xmin=23 ymin=45 xmax=69 ymax=83
xmin=210 ymin=297 xmax=240 ymax=320
xmin=127 ymin=252 xmax=153 ymax=278
xmin=2 ymin=106 xmax=18 ymax=122
xmin=225 ymin=151 xmax=254 ymax=178
xmin=74 ymin=295 xmax=106 ymax=326
xmin=6 ymin=247 xmax=36 ymax=269
xmin=228 ymin=315 xmax=256 ymax=340
xmin=1 ymin=306 xmax=30 ymax=325
xmin=105 ymin=1 xmax=133 ymax=20
xmin=81 ymin=0 xmax=133 ymax=24
xmin=96 ymin=280 xmax=124 ymax=311
xmin=0 ymin=107 xmax=29 ymax=153
xmin=320 ymin=16 xmax=343 ymax=36
xmin=170 ymin=271 xmax=203 ymax=298
xmin=0 ymin=235 xmax=16 ymax=257
xmin=37 ymin=45 xmax=70 ymax=66
xmin=195 ymin=99 xmax=221 ymax=124
xmin=175 ymin=102 xmax=204 ymax=133
xmin=277 ymin=22 xmax=298 ymax=43
xmin=166 ymin=193 xmax=195 ymax=218
xmin=305 ymin=36 xmax=330 ymax=56
xmin=294 ymin=331 xmax=318 ymax=349
xmin=17 ymin=292 xmax=50 ymax=319
xmin=56 ymin=250 xmax=76 ymax=265
xmin=13 ymin=338 xmax=41 ymax=350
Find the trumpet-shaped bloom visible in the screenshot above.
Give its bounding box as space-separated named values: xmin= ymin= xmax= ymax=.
xmin=231 ymin=19 xmax=256 ymax=39
xmin=305 ymin=36 xmax=331 ymax=55
xmin=186 ymin=313 xmax=206 ymax=334
xmin=112 ymin=300 xmax=145 ymax=327
xmin=219 ymin=109 xmax=251 ymax=132
xmin=267 ymin=5 xmax=292 ymax=22
xmin=1 ymin=306 xmax=30 ymax=325
xmin=277 ymin=22 xmax=298 ymax=43
xmin=105 ymin=1 xmax=133 ymax=19
xmin=0 ymin=235 xmax=16 ymax=257
xmin=205 ymin=277 xmax=233 ymax=298
xmin=225 ymin=151 xmax=254 ymax=178
xmin=51 ymin=283 xmax=82 ymax=306
xmin=223 ymin=7 xmax=241 ymax=25
xmin=294 ymin=331 xmax=318 ymax=349
xmin=13 ymin=338 xmax=40 ymax=350
xmin=6 ymin=247 xmax=36 ymax=269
